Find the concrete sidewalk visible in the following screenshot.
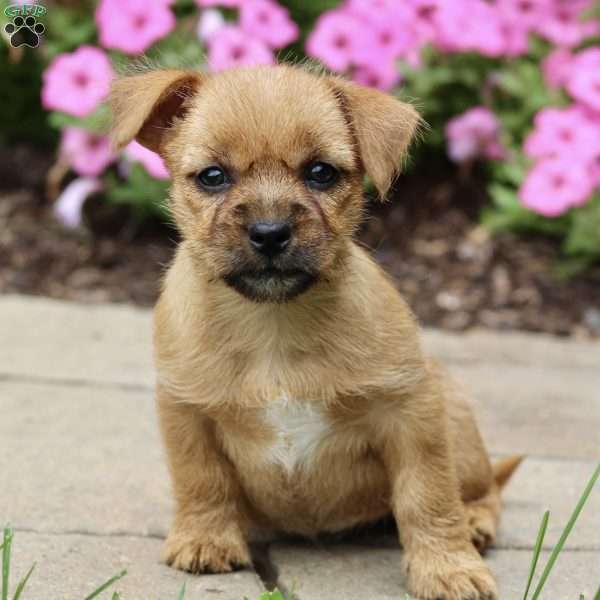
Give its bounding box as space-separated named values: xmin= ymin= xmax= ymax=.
xmin=0 ymin=295 xmax=598 ymax=599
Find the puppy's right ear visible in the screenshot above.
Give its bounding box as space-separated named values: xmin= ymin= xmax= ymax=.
xmin=110 ymin=69 xmax=204 ymax=153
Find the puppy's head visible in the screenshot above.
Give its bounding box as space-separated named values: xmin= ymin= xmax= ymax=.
xmin=111 ymin=66 xmax=419 ymax=302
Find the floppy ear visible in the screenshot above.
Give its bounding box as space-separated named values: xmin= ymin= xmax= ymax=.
xmin=110 ymin=69 xmax=204 ymax=154
xmin=330 ymin=78 xmax=421 ymax=198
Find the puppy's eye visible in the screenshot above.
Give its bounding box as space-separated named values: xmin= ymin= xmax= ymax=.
xmin=195 ymin=166 xmax=230 ymax=191
xmin=304 ymin=161 xmax=339 ymax=191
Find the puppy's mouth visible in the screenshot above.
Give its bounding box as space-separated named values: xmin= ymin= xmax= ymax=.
xmin=223 ymin=267 xmax=318 ymax=303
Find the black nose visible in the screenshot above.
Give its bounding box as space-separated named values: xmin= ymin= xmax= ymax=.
xmin=248 ymin=221 xmax=291 ymax=257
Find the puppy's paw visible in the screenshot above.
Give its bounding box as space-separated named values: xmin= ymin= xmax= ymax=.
xmin=468 ymin=513 xmax=496 ymax=554
xmin=404 ymin=546 xmax=498 ymax=600
xmin=162 ymin=528 xmax=251 ymax=574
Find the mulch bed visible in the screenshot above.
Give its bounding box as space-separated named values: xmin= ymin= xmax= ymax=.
xmin=2 ymin=145 xmax=599 ymax=337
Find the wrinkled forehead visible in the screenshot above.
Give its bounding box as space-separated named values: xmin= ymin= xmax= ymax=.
xmin=177 ymin=67 xmax=357 ymax=173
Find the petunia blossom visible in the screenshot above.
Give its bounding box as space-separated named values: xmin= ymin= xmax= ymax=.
xmin=566 ymin=48 xmax=600 ymax=113
xmin=239 ymin=0 xmax=299 ymax=49
xmin=445 ymin=107 xmax=506 ymax=163
xmin=54 ymin=177 xmax=103 ymax=229
xmin=207 ymin=24 xmax=275 ymax=71
xmin=524 ymin=106 xmax=600 ymax=163
xmin=96 ymin=0 xmax=176 ymax=55
xmin=197 ymin=8 xmax=226 ymax=43
xmin=306 ymin=10 xmax=367 ymax=73
xmin=125 ymin=141 xmax=170 ymax=180
xmin=352 ymin=60 xmax=402 ymax=91
xmin=542 ymin=48 xmax=574 ymax=89
xmin=519 ymin=158 xmax=595 ymax=217
xmin=60 ymin=127 xmax=115 ymax=177
xmin=41 ymin=46 xmax=113 ymax=118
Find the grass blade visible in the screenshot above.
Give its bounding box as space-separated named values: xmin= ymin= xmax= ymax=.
xmin=177 ymin=581 xmax=186 ymax=600
xmin=593 ymin=585 xmax=600 ymax=600
xmin=111 ymin=593 xmax=122 ymax=600
xmin=12 ymin=563 xmax=35 ymax=600
xmin=83 ymin=570 xmax=127 ymax=600
xmin=531 ymin=463 xmax=600 ymax=600
xmin=2 ymin=528 xmax=13 ymax=600
xmin=522 ymin=510 xmax=549 ymax=600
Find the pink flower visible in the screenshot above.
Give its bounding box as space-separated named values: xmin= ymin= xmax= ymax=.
xmin=566 ymin=48 xmax=600 ymax=113
xmin=498 ymin=0 xmax=553 ymax=30
xmin=41 ymin=46 xmax=113 ymax=118
xmin=445 ymin=107 xmax=506 ymax=163
xmin=197 ymin=8 xmax=226 ymax=42
xmin=535 ymin=5 xmax=600 ymax=47
xmin=352 ymin=11 xmax=417 ymax=66
xmin=306 ymin=10 xmax=367 ymax=72
xmin=542 ymin=48 xmax=574 ymax=89
xmin=239 ymin=0 xmax=298 ymax=49
xmin=519 ymin=158 xmax=595 ymax=217
xmin=96 ymin=0 xmax=176 ymax=55
xmin=352 ymin=60 xmax=402 ymax=91
xmin=196 ymin=0 xmax=240 ymax=6
xmin=435 ymin=1 xmax=506 ymax=58
xmin=54 ymin=177 xmax=103 ymax=229
xmin=125 ymin=141 xmax=170 ymax=179
xmin=525 ymin=106 xmax=600 ymax=163
xmin=207 ymin=25 xmax=274 ymax=71
xmin=407 ymin=0 xmax=444 ymax=45
xmin=60 ymin=127 xmax=115 ymax=177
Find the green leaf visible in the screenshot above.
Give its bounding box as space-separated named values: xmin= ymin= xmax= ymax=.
xmin=2 ymin=528 xmax=13 ymax=600
xmin=83 ymin=570 xmax=127 ymax=600
xmin=12 ymin=563 xmax=35 ymax=600
xmin=531 ymin=464 xmax=600 ymax=600
xmin=522 ymin=511 xmax=549 ymax=600
xmin=177 ymin=581 xmax=187 ymax=600
xmin=564 ymin=196 xmax=600 ymax=258
xmin=48 ymin=104 xmax=111 ymax=135
xmin=593 ymin=585 xmax=600 ymax=600
xmin=104 ymin=164 xmax=171 ymax=220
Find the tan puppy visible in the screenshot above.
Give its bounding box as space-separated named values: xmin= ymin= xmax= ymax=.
xmin=110 ymin=65 xmax=521 ymax=600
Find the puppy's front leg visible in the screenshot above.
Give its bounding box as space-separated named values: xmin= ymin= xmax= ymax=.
xmin=157 ymin=386 xmax=251 ymax=574
xmin=378 ymin=386 xmax=497 ymax=600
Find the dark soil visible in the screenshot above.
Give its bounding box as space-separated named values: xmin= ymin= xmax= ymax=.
xmin=2 ymin=145 xmax=599 ymax=337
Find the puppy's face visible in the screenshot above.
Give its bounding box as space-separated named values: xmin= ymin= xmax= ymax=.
xmin=111 ymin=66 xmax=419 ymax=302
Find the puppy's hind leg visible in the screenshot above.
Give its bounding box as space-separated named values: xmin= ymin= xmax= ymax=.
xmin=465 ymin=456 xmax=524 ymax=553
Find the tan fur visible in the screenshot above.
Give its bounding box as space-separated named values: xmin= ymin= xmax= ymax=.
xmin=111 ymin=65 xmax=521 ymax=600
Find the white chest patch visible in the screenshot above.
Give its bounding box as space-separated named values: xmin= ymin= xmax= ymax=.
xmin=264 ymin=396 xmax=330 ymax=475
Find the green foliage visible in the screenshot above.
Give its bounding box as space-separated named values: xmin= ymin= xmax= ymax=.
xmin=526 ymin=464 xmax=600 ymax=600
xmin=48 ymin=104 xmax=111 ymax=135
xmin=105 ymin=165 xmax=171 ymax=220
xmin=0 ymin=49 xmax=57 ymax=147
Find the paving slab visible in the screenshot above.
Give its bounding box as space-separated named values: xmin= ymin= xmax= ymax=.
xmin=8 ymin=531 xmax=263 ymax=600
xmin=423 ymin=327 xmax=599 ymax=370
xmin=1 ymin=379 xmax=597 ymax=551
xmin=0 ymin=295 xmax=153 ymax=387
xmin=455 ymin=364 xmax=599 ymax=461
xmin=271 ymin=544 xmax=598 ymax=600
xmin=0 ymin=380 xmax=172 ymax=537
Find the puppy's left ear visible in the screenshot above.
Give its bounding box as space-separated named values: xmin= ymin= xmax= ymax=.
xmin=330 ymin=78 xmax=421 ymax=199
xmin=110 ymin=68 xmax=205 ymax=154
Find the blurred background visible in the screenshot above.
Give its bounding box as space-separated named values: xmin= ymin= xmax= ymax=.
xmin=1 ymin=0 xmax=600 ymax=337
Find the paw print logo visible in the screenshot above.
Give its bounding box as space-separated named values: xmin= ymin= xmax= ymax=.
xmin=4 ymin=15 xmax=45 ymax=48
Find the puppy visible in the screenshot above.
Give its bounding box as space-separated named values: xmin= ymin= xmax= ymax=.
xmin=110 ymin=65 xmax=521 ymax=600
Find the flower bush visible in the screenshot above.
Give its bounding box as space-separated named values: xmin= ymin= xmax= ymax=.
xmin=17 ymin=0 xmax=600 ymax=268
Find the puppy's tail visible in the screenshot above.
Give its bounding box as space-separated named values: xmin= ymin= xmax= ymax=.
xmin=493 ymin=455 xmax=525 ymax=490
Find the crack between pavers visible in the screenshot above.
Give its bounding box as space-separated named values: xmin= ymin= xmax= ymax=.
xmin=11 ymin=526 xmax=164 ymax=541
xmin=0 ymin=372 xmax=153 ymax=393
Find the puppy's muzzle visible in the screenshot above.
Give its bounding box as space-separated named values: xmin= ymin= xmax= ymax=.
xmin=248 ymin=221 xmax=292 ymax=258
